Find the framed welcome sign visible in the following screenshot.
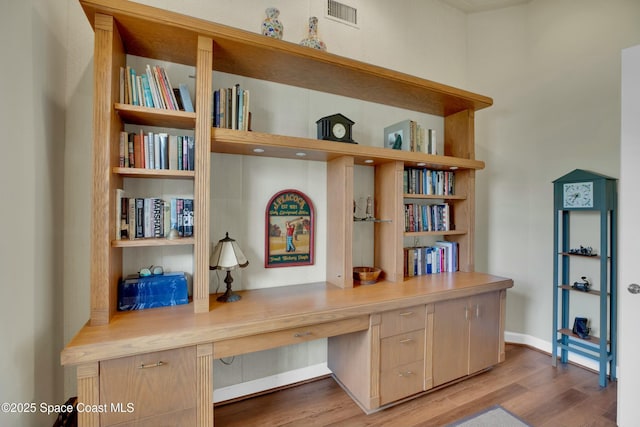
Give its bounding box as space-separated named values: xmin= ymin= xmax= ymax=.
xmin=265 ymin=189 xmax=315 ymax=268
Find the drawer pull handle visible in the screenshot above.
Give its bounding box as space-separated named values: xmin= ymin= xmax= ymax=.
xmin=294 ymin=331 xmax=313 ymax=338
xmin=398 ymin=371 xmax=414 ymax=377
xmin=399 ymin=338 xmax=414 ymax=344
xmin=138 ymin=361 xmax=165 ymax=369
xmin=399 ymin=311 xmax=414 ymax=317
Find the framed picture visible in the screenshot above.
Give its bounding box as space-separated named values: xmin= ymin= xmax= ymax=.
xmin=384 ymin=119 xmax=412 ymax=151
xmin=265 ymin=189 xmax=315 ymax=268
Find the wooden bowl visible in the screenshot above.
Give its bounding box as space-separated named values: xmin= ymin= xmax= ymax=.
xmin=353 ymin=267 xmax=382 ymax=285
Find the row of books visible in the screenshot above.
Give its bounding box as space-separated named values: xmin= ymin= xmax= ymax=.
xmin=384 ymin=119 xmax=437 ymax=154
xmin=119 ymin=64 xmax=194 ymax=112
xmin=213 ymin=84 xmax=250 ymax=131
xmin=404 ymin=168 xmax=455 ymax=196
xmin=119 ymin=130 xmax=195 ymax=171
xmin=404 ymin=203 xmax=451 ymax=232
xmin=404 ymin=242 xmax=458 ymax=277
xmin=116 ymin=190 xmax=194 ymax=240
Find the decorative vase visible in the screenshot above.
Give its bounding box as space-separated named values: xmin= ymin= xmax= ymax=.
xmin=261 ymin=7 xmax=283 ymax=39
xmin=299 ymin=16 xmax=326 ymax=51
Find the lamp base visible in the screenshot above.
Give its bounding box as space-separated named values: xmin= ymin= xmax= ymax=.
xmin=216 ymin=270 xmax=241 ymax=303
xmin=216 ymin=291 xmax=241 ymax=302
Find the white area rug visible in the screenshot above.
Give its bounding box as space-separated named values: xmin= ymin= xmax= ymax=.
xmin=446 ymin=405 xmax=531 ymax=427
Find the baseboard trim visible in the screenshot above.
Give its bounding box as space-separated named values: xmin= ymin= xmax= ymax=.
xmin=213 ymin=363 xmax=331 ymax=404
xmin=213 ymin=331 xmax=614 ymax=404
xmin=504 ymin=331 xmax=614 ymax=374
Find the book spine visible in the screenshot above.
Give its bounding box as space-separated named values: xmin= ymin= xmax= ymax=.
xmin=158 ymin=133 xmax=168 ymax=169
xmin=153 ymin=133 xmax=160 ymax=170
xmin=116 ymin=189 xmax=124 ymax=240
xmin=213 ymin=89 xmax=220 ymax=127
xmin=176 ymin=198 xmax=184 ymax=237
xmin=187 ymin=136 xmax=195 ymax=171
xmin=183 ymin=198 xmax=194 ymax=237
xmin=231 ymin=84 xmax=239 ymax=130
xmin=140 ymin=74 xmax=155 ymax=108
xmin=169 ymin=135 xmax=178 ymax=170
xmin=243 ymin=89 xmax=250 ymax=131
xmin=153 ymin=198 xmax=163 ymax=238
xmin=127 ymin=133 xmax=135 ymax=168
xmin=119 ymin=131 xmax=127 ymax=167
xmin=177 ymin=136 xmax=183 ymax=170
xmin=172 ymin=87 xmax=184 ymax=111
xmin=170 ymin=198 xmax=178 ymax=234
xmin=179 ymin=83 xmax=194 ymax=113
xmin=163 ymin=201 xmax=171 ymax=237
xmin=133 ymin=133 xmax=143 ymax=168
xmin=161 ymin=67 xmax=180 ymax=110
xmin=128 ymin=198 xmax=136 ymax=240
xmin=135 ymin=198 xmax=144 ymax=238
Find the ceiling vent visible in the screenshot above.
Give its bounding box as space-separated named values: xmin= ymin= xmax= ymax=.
xmin=327 ymin=0 xmax=358 ymax=28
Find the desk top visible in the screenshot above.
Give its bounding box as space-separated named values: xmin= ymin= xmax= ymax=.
xmin=61 ymin=272 xmax=513 ymax=365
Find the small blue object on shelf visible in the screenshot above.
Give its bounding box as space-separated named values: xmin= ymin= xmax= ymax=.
xmin=118 ymin=272 xmax=189 ymax=311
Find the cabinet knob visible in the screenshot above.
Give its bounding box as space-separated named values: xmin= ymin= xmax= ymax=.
xmin=398 ymin=371 xmax=414 ymax=377
xmin=628 ymin=283 xmax=640 ymax=294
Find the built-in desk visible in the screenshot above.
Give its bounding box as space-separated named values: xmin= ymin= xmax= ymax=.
xmin=62 ymin=272 xmax=513 ymax=426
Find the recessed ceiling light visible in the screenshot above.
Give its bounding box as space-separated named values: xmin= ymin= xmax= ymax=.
xmin=417 ymin=162 xmax=426 ymax=167
xmin=450 ymin=166 xmax=459 ymax=170
xmin=364 ymin=159 xmax=374 ymax=164
xmin=253 ymin=148 xmax=265 ymax=153
xmin=296 ymin=152 xmax=307 ymax=157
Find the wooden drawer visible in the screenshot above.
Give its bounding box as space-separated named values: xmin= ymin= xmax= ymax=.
xmin=379 ymin=359 xmax=425 ymax=405
xmin=100 ymin=346 xmax=196 ymax=426
xmin=380 ymin=305 xmax=426 ymax=338
xmin=380 ymin=329 xmax=425 ymax=371
xmin=105 ymin=408 xmax=195 ymax=427
xmin=214 ymin=315 xmax=369 ymax=359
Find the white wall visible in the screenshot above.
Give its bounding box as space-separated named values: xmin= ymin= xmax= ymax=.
xmin=468 ymin=0 xmax=640 ymax=351
xmin=0 ymin=0 xmax=68 ymax=426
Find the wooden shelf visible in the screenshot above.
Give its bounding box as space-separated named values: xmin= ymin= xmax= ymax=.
xmin=557 ymin=285 xmax=607 ymax=297
xmin=112 ymin=237 xmax=195 ymax=248
xmin=81 ymin=0 xmax=492 ymax=118
xmin=114 ymin=103 xmax=196 ymax=129
xmin=404 ymin=193 xmax=466 ymax=200
xmin=211 ymin=128 xmax=485 ymax=170
xmin=405 ymin=230 xmax=467 ymax=237
xmin=113 ymin=167 xmax=195 ymax=179
xmin=558 ymin=328 xmax=607 ymax=344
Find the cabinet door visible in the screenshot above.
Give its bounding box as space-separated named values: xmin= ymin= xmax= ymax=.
xmin=432 ymin=298 xmax=469 ymax=386
xmin=100 ymin=346 xmax=196 ymax=426
xmin=469 ymin=292 xmax=501 ymax=373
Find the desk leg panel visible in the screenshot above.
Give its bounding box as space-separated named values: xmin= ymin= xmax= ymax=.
xmin=198 ymin=343 xmax=214 ymax=427
xmin=77 ymin=362 xmax=100 ymax=427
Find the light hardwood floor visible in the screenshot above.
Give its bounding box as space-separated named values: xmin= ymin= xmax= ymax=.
xmin=214 ymin=344 xmax=617 ymax=426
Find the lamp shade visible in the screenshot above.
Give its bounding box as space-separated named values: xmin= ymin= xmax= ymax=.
xmin=210 ymin=232 xmax=249 ymax=270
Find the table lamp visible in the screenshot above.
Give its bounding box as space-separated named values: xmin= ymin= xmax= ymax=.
xmin=209 ymin=232 xmax=249 ymax=302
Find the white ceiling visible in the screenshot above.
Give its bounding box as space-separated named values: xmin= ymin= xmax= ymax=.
xmin=442 ymin=0 xmax=530 ymax=13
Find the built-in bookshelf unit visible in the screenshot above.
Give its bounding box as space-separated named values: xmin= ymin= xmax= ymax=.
xmin=82 ymin=0 xmax=491 ymax=325
xmin=65 ymin=2 xmax=513 ymax=425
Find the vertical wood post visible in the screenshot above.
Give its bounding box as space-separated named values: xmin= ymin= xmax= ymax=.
xmin=327 ymin=156 xmax=354 ymax=288
xmin=91 ymin=13 xmax=124 ymax=325
xmin=77 ymin=362 xmax=100 ymax=427
xmin=197 ymin=343 xmax=214 ymax=426
xmin=194 ymin=36 xmax=213 ymax=313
